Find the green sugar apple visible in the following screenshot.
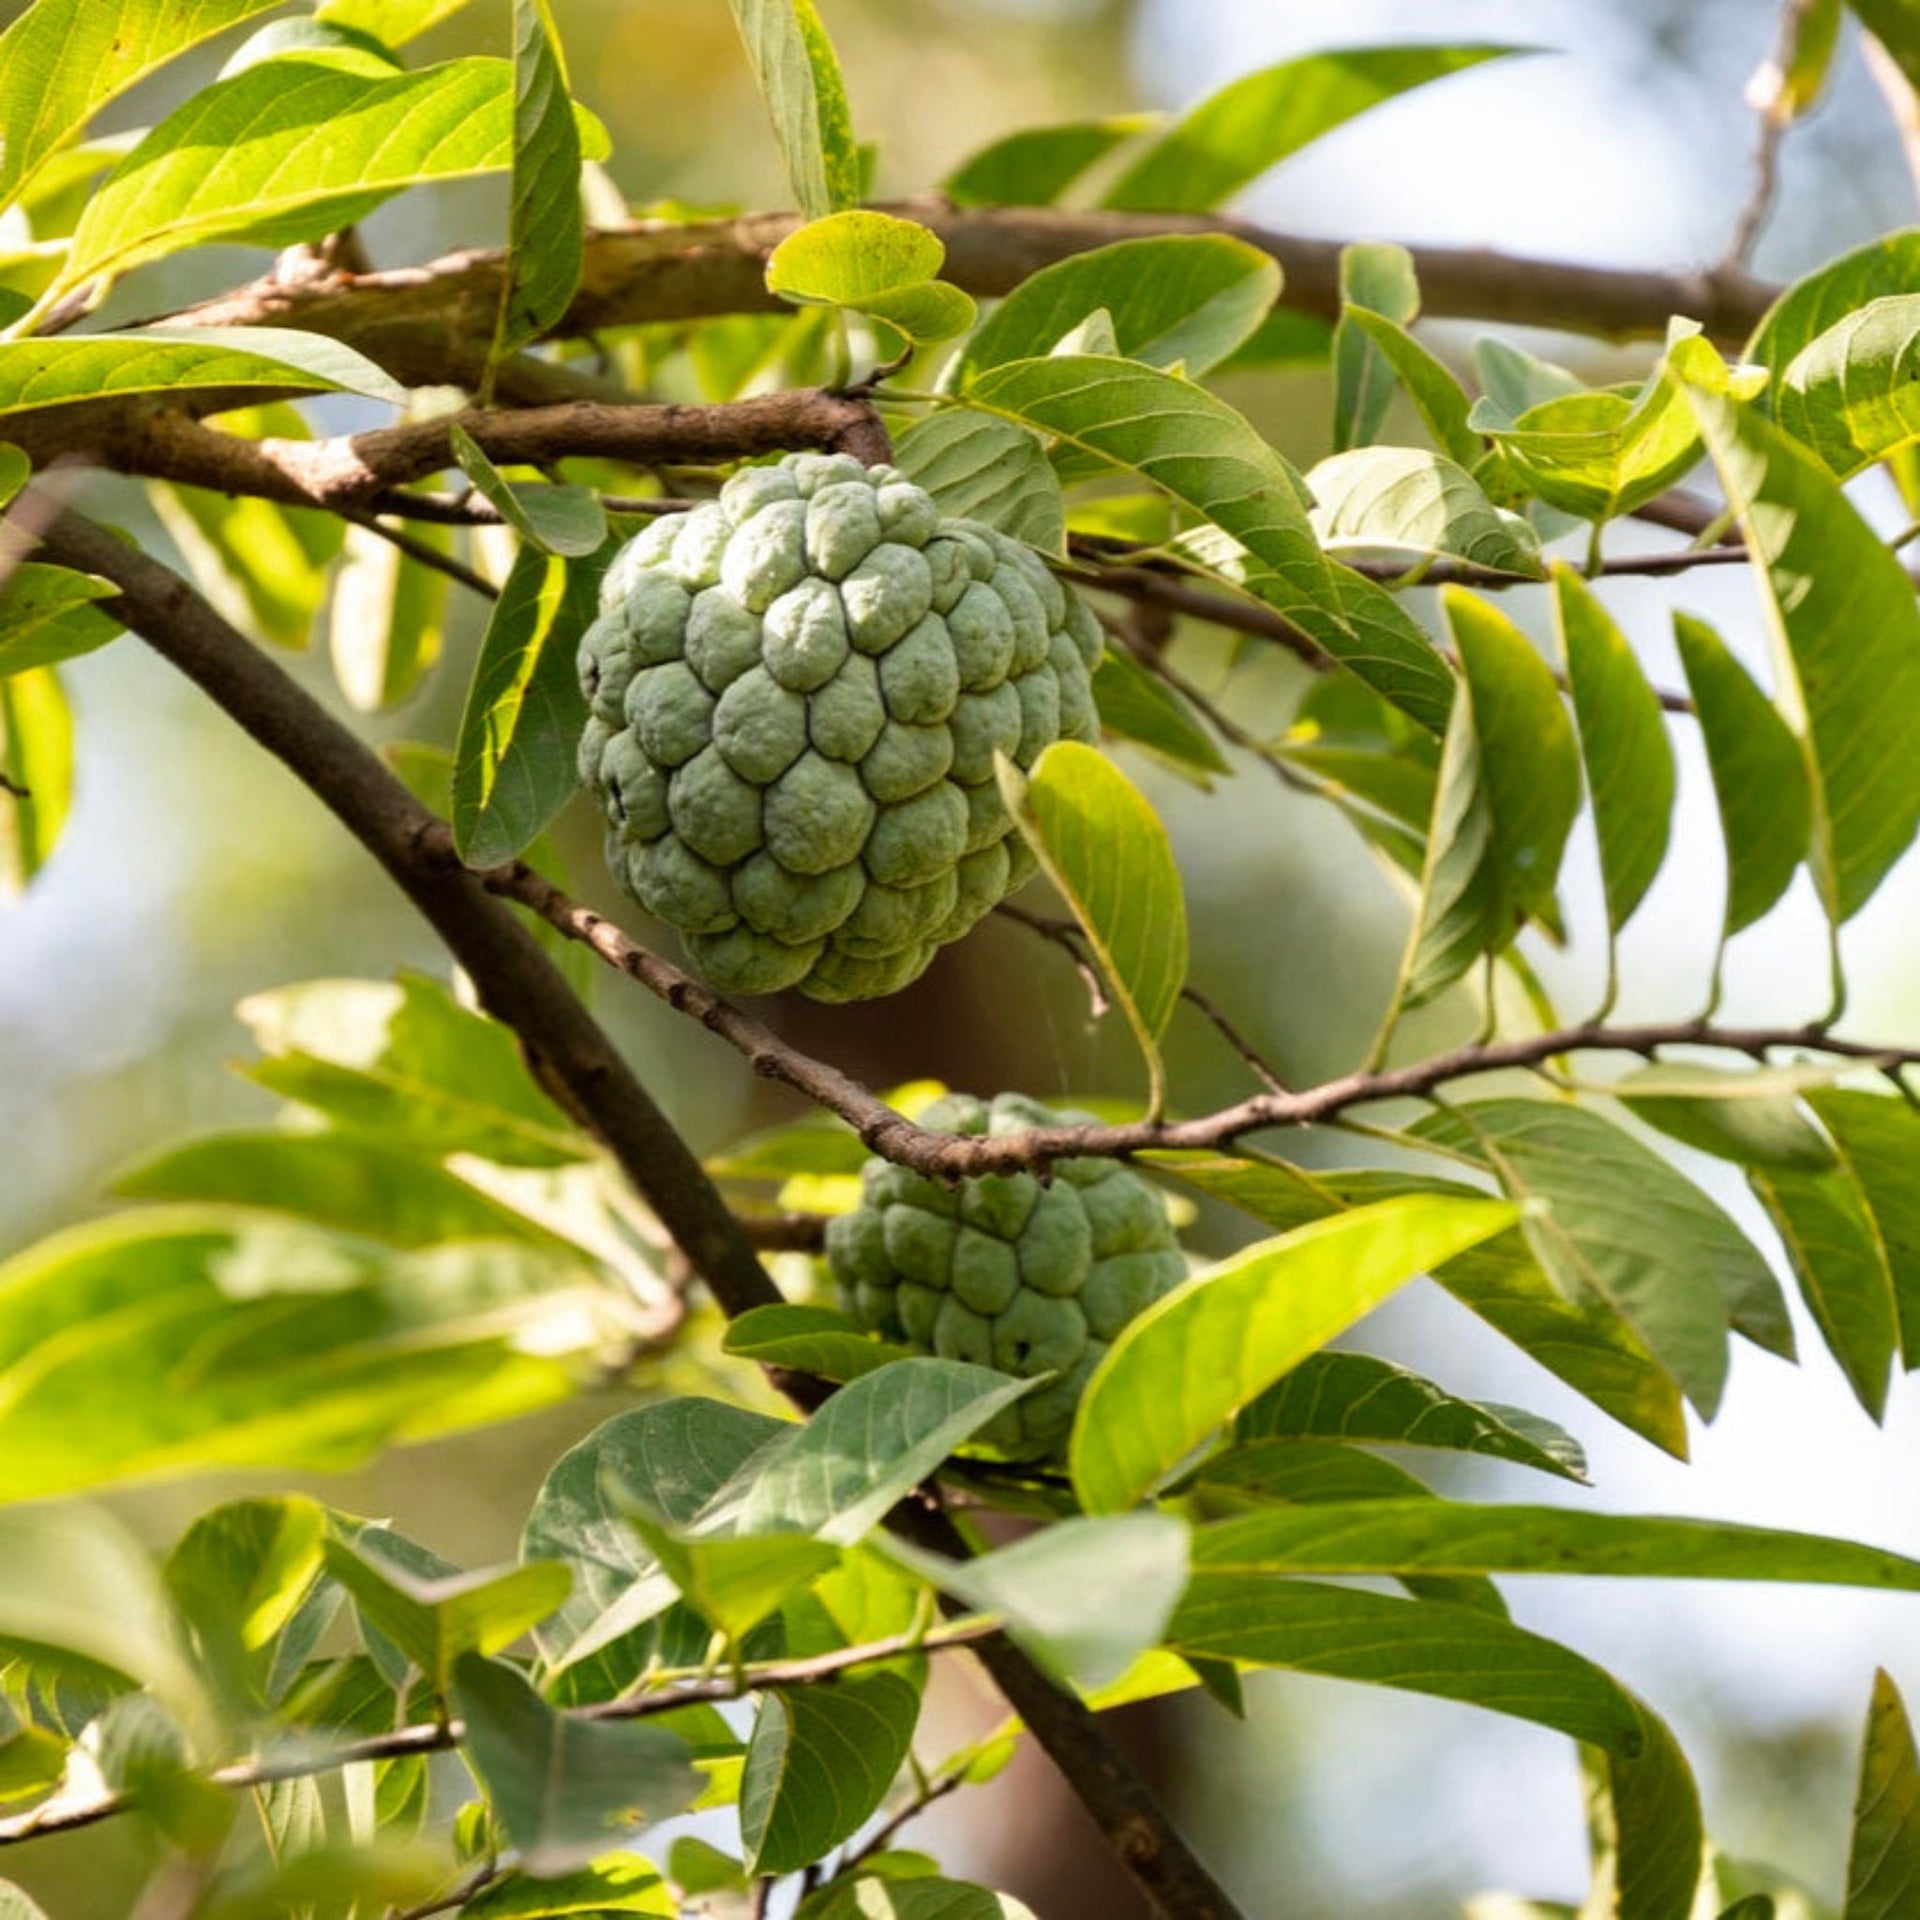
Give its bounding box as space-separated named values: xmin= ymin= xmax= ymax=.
xmin=824 ymin=1093 xmax=1188 ymax=1455
xmin=576 ymin=451 xmax=1103 ymax=1002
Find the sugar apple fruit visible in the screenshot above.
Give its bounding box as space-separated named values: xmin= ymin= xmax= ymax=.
xmin=576 ymin=452 xmax=1103 ymax=1002
xmin=824 ymin=1093 xmax=1188 ymax=1455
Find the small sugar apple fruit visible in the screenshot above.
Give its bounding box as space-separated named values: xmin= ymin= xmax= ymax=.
xmin=824 ymin=1093 xmax=1188 ymax=1455
xmin=576 ymin=451 xmax=1103 ymax=1002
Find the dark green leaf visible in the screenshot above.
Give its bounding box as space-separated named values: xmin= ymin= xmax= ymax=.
xmin=453 ymin=544 xmax=597 ymax=865
xmin=454 ymin=1653 xmax=700 ymax=1877
xmin=1845 ymin=1670 xmax=1920 ymax=1920
xmin=721 ymin=1304 xmax=916 ymax=1382
xmin=1103 ymin=45 xmax=1522 ymax=212
xmin=943 ymin=116 xmax=1156 ymax=206
xmin=740 ymin=1672 xmax=920 ymax=1873
xmin=1671 ymin=612 xmax=1810 ymax=941
xmin=725 ymin=0 xmax=862 ymax=220
xmin=1333 ymin=242 xmax=1419 ymax=452
xmin=1808 ymin=1090 xmax=1920 ymax=1362
xmin=1554 ymin=566 xmax=1674 ymax=937
xmin=449 ymin=427 xmax=608 ymax=558
xmin=957 ymin=235 xmax=1279 ymax=384
xmin=614 ymin=1513 xmax=839 ymax=1645
xmin=495 ymin=0 xmax=585 ymax=360
xmin=1344 ymin=308 xmax=1483 ymax=468
xmin=1091 ymin=648 xmax=1232 ymax=786
xmin=1614 ymin=1063 xmax=1837 ymax=1174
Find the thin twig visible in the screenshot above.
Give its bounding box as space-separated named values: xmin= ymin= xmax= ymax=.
xmin=844 ymin=1770 xmax=967 ymax=1868
xmin=995 ymin=900 xmax=1110 ymax=1019
xmin=0 ymin=773 xmax=26 ymax=800
xmin=339 ymin=509 xmax=498 ymax=600
xmin=1724 ymin=0 xmax=1825 ymax=268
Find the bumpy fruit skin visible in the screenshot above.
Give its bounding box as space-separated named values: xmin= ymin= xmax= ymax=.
xmin=824 ymin=1093 xmax=1188 ymax=1455
xmin=577 ymin=452 xmax=1103 ymax=1002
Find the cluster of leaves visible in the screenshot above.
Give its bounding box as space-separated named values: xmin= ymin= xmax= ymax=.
xmin=8 ymin=0 xmax=1920 ymax=1915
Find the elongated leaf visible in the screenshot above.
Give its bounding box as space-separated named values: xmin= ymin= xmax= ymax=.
xmin=1846 ymin=1670 xmax=1920 ymax=1920
xmin=740 ymin=1673 xmax=919 ymax=1874
xmin=61 ymin=57 xmax=571 ymax=296
xmin=1307 ymin=447 xmax=1543 ymax=576
xmin=316 ymin=0 xmax=474 ymax=40
xmin=1554 ymin=567 xmax=1674 ymax=938
xmin=1671 ymin=612 xmax=1810 ymax=941
xmin=150 ymin=481 xmax=338 ymax=653
xmin=957 ymin=235 xmax=1279 ymax=385
xmin=1193 ymin=1501 xmax=1920 ymax=1588
xmin=1091 ymin=648 xmax=1232 ymax=785
xmin=1748 ymin=230 xmax=1920 ymax=378
xmin=999 ymin=739 xmax=1187 ymax=1115
xmin=1682 ymin=365 xmax=1920 ymax=923
xmin=0 ymin=328 xmax=404 ymax=417
xmin=462 ymin=1856 xmax=673 ymax=1915
xmin=726 ymin=0 xmax=861 ymax=221
xmin=720 ymin=1304 xmax=914 ymax=1383
xmin=885 ymin=1514 xmax=1190 ymax=1689
xmin=618 ymin=1509 xmax=840 ymax=1647
xmin=1333 ymin=242 xmax=1419 ymax=452
xmin=1345 ymin=309 xmax=1483 ymax=466
xmin=801 ymin=1879 xmax=1037 ymax=1920
xmin=449 ymin=428 xmax=608 ymax=557
xmin=454 ymin=1653 xmax=699 ymax=1877
xmin=1103 ymin=45 xmax=1520 ymax=212
xmin=893 ymin=412 xmax=1063 ymax=552
xmin=1750 ymin=1156 xmax=1898 ymax=1418
xmin=495 ymin=0 xmax=584 ymax=360
xmin=0 ymin=564 xmax=117 ymax=677
xmin=963 ymin=352 xmax=1457 ymax=732
xmin=1169 ymin=1575 xmax=1639 ymax=1747
xmin=0 ymin=0 xmax=286 ymax=209
xmin=239 ymin=972 xmax=588 ymax=1166
xmin=0 ymin=665 xmax=69 ymax=893
xmin=943 ymin=116 xmax=1157 ymax=206
xmin=1416 ymin=1098 xmax=1785 ymax=1411
xmin=1614 ymin=1063 xmax=1836 ymax=1174
xmin=1588 ymin=1706 xmax=1709 ymax=1920
xmin=767 ymin=211 xmax=976 ymax=343
xmin=1237 ymin=1350 xmax=1587 ymax=1481
xmin=1069 ymin=1193 xmax=1515 ymax=1513
xmin=453 ymin=544 xmax=597 ymax=866
xmin=704 ymin=1357 xmax=1035 ymax=1547
xmin=328 ymin=520 xmax=449 ymax=710
xmin=1808 ymin=1090 xmax=1920 ymax=1362
xmin=1396 ymin=588 xmax=1581 ymax=1009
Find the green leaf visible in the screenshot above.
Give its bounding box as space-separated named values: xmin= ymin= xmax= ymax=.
xmin=239 ymin=972 xmax=589 ymax=1166
xmin=1613 ymin=1062 xmax=1837 ymax=1174
xmin=1237 ymin=1350 xmax=1588 ymax=1481
xmin=998 ymin=739 xmax=1188 ymax=1116
xmin=149 ymin=480 xmax=341 ymax=652
xmin=0 ymin=1506 xmax=205 ymax=1729
xmin=1395 ymin=587 xmax=1582 ymax=1010
xmin=0 ymin=665 xmax=69 ymax=893
xmin=721 ymin=1304 xmax=916 ymax=1382
xmin=1845 ymin=1670 xmax=1920 ymax=1920
xmin=1588 ymin=1706 xmax=1709 ymax=1920
xmin=704 ymin=1357 xmax=1037 ymax=1547
xmin=740 ymin=1672 xmax=920 ymax=1874
xmin=668 ymin=1838 xmax=747 ymax=1898
xmin=0 ymin=1719 xmax=65 ymax=1810
xmin=766 ymin=211 xmax=976 ymax=343
xmin=0 ymin=564 xmax=118 ymax=677
xmin=1681 ymin=365 xmax=1920 ymax=924
xmin=325 ymin=1536 xmax=571 ymax=1692
xmin=1747 ymin=230 xmax=1920 ymax=380
xmin=59 ymin=57 xmax=562 ymax=297
xmin=462 ymin=1855 xmax=674 ymax=1915
xmin=524 ymin=1399 xmax=788 ymax=1688
xmin=1671 ymin=612 xmax=1810 ymax=942
xmin=1774 ymin=295 xmax=1920 ymax=475
xmin=315 ymin=0 xmax=476 ymax=46
xmin=1168 ymin=1575 xmax=1639 ymax=1747
xmin=0 ymin=0 xmax=287 ymax=210
xmin=164 ymin=1496 xmax=328 ymax=1715
xmin=1415 ymin=1098 xmax=1786 ymax=1411
xmin=1069 ymin=1193 xmax=1516 ymax=1513
xmin=1091 ymin=648 xmax=1232 ymax=786
xmin=956 ymin=235 xmax=1279 ymax=385
xmin=454 ymin=1653 xmax=700 ymax=1877
xmin=453 ymin=544 xmax=597 ymax=867
xmin=800 ymin=1877 xmax=1038 ymax=1919
xmin=1192 ymin=1500 xmax=1920 ymax=1588
xmin=892 ymin=411 xmax=1064 ymax=552
xmin=449 ymin=426 xmax=608 ymax=558
xmin=1344 ymin=309 xmax=1484 ymax=467
xmin=725 ymin=0 xmax=862 ymax=221
xmin=0 ymin=327 xmax=405 ymax=417
xmin=1807 ymin=1090 xmax=1920 ymax=1361
xmin=617 ymin=1517 xmax=840 ymax=1647
xmin=1333 ymin=242 xmax=1420 ymax=452
xmin=961 ymin=352 xmax=1457 ymax=733
xmin=884 ymin=1514 xmax=1189 ymax=1689
xmin=1474 ymin=338 xmax=1586 ymax=418
xmin=942 ymin=116 xmax=1157 ymax=206
xmin=1102 ymin=45 xmax=1522 ymax=212
xmin=328 ymin=519 xmax=450 ymax=710
xmin=1306 ymin=447 xmax=1544 ymax=577
xmin=1200 ymin=1435 xmax=1446 ymax=1507
xmin=494 ymin=0 xmax=585 ymax=361
xmin=1750 ymin=1155 xmax=1898 ymax=1419
xmin=1553 ymin=567 xmax=1674 ymax=937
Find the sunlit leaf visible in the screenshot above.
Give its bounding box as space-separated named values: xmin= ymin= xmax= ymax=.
xmin=0 ymin=664 xmax=70 ymax=893
xmin=726 ymin=0 xmax=862 ymax=221
xmin=1306 ymin=447 xmax=1543 ymax=577
xmin=0 ymin=564 xmax=118 ymax=678
xmin=943 ymin=116 xmax=1157 ymax=206
xmin=495 ymin=0 xmax=585 ymax=361
xmin=767 ymin=211 xmax=976 ymax=342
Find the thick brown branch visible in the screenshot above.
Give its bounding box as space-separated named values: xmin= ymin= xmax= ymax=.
xmin=35 ymin=509 xmax=784 ymax=1324
xmin=165 ymin=200 xmax=1778 ymax=359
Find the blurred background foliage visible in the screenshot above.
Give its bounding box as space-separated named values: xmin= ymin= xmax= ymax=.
xmin=4 ymin=0 xmax=1920 ymax=1912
